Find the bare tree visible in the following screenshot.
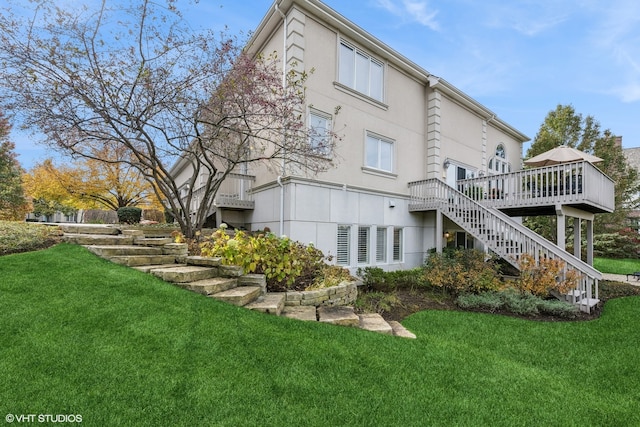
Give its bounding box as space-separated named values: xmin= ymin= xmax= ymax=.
xmin=0 ymin=0 xmax=339 ymax=237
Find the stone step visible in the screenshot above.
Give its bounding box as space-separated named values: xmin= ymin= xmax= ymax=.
xmin=134 ymin=237 xmax=174 ymax=246
xmin=85 ymin=245 xmax=164 ymax=257
xmin=151 ymin=265 xmax=218 ymax=283
xmin=317 ymin=306 xmax=359 ymax=327
xmin=281 ymin=305 xmax=317 ymax=321
xmin=60 ymin=224 xmax=120 ymax=235
xmin=134 ymin=263 xmax=186 ymax=273
xmin=185 ymin=277 xmax=238 ymax=295
xmin=65 ymin=234 xmax=134 ymax=246
xmin=210 ymin=286 xmax=262 ymax=307
xmin=245 ymin=293 xmax=286 ymax=315
xmin=185 ymin=256 xmax=222 ymax=268
xmin=388 ymin=321 xmax=417 ymax=339
xmin=108 ymin=255 xmax=177 ymax=267
xmin=358 ymin=313 xmax=393 ymax=335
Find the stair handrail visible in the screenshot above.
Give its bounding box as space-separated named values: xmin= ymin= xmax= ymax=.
xmin=410 ymin=178 xmax=601 ymax=280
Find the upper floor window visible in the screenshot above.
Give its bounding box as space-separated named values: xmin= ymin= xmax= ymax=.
xmin=339 ymin=41 xmax=384 ymax=101
xmin=309 ymin=109 xmax=332 ymax=155
xmin=489 ymin=144 xmax=511 ymax=174
xmin=365 ymin=132 xmax=394 ymax=172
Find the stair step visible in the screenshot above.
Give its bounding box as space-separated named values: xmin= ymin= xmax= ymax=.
xmin=134 ymin=263 xmax=185 ymax=273
xmin=107 ymin=255 xmax=177 ymax=267
xmin=66 ymin=234 xmax=134 ymax=246
xmin=211 ymin=286 xmax=262 ymax=306
xmin=388 ymin=321 xmax=417 ymax=339
xmin=578 ymin=298 xmax=600 ymax=313
xmin=317 ymin=306 xmax=359 ymax=327
xmin=564 ymin=289 xmax=586 ymax=303
xmin=134 ymin=237 xmax=173 ymax=246
xmin=60 ymin=224 xmax=120 ymax=235
xmin=281 ymin=306 xmax=317 ymax=321
xmin=245 ymin=293 xmax=286 ymax=315
xmin=151 ymin=265 xmax=218 ymax=283
xmin=185 ymin=256 xmax=222 ymax=268
xmin=358 ymin=313 xmax=393 ymax=335
xmin=86 ymin=245 xmax=164 ymax=257
xmin=185 ymin=277 xmax=238 ymax=295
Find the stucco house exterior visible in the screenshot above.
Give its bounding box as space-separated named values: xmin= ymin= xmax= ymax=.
xmin=171 ymin=0 xmax=615 ymax=311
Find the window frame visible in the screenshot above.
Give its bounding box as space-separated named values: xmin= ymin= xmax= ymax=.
xmin=357 ymin=226 xmax=370 ymax=264
xmin=392 ymin=227 xmax=403 ymax=262
xmin=365 ymin=132 xmax=394 ymax=173
xmin=336 ymin=225 xmax=351 ymax=266
xmin=338 ymin=40 xmax=385 ymax=102
xmin=376 ymin=227 xmax=387 ymax=263
xmin=308 ymin=109 xmax=332 ymax=156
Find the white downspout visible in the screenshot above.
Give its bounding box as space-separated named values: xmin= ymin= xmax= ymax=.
xmin=275 ymin=0 xmax=287 ymax=236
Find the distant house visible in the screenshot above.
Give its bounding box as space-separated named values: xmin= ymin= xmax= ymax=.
xmin=172 ymin=0 xmax=614 ymax=311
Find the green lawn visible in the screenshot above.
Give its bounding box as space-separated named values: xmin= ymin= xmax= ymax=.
xmin=595 ymin=257 xmax=640 ymax=275
xmin=2 ymin=244 xmax=639 ymax=426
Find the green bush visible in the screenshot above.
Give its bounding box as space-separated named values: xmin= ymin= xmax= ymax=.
xmin=423 ymin=249 xmax=502 ymax=295
xmin=456 ymin=292 xmax=504 ymax=312
xmin=593 ymin=231 xmax=640 ymax=259
xmin=117 ymin=207 xmax=142 ymax=224
xmin=200 ymin=227 xmax=348 ymax=291
xmin=456 ymin=288 xmax=579 ymax=319
xmin=355 ymin=291 xmax=402 ymax=314
xmin=357 ymin=266 xmax=426 ymax=292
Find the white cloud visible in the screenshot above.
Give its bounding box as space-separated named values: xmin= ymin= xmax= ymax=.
xmin=374 ymin=0 xmax=440 ymax=31
xmin=586 ymin=0 xmax=640 ymax=103
xmin=402 ymin=1 xmax=440 ymax=31
xmin=481 ymin=1 xmax=570 ymax=36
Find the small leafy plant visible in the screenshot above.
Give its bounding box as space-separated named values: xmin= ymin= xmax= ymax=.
xmin=514 ymin=253 xmax=578 ymax=297
xmin=200 ymin=227 xmax=349 ymax=291
xmin=423 ymin=249 xmax=502 ymax=295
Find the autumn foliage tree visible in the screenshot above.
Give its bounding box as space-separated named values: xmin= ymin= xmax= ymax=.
xmin=0 ymin=111 xmax=29 ymax=220
xmin=0 ymin=0 xmax=339 ymax=237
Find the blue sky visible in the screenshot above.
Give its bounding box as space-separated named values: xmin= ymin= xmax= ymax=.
xmin=11 ymin=0 xmax=640 ymax=169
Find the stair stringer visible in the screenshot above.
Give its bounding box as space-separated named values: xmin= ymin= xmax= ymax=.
xmin=428 ymin=179 xmax=601 ymax=312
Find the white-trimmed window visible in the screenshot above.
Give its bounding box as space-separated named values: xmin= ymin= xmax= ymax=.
xmin=365 ymin=133 xmax=393 ymax=172
xmin=309 ymin=109 xmax=332 ymax=155
xmin=392 ymin=227 xmax=403 ymax=262
xmin=489 ymin=144 xmax=511 ymax=174
xmin=339 ymin=41 xmax=384 ymax=101
xmin=358 ymin=226 xmax=370 ymax=264
xmin=376 ymin=227 xmax=387 ymax=263
xmin=337 ymin=225 xmax=351 ymax=266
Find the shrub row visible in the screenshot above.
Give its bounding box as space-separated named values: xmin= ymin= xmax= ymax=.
xmin=456 ymin=288 xmax=579 ymax=318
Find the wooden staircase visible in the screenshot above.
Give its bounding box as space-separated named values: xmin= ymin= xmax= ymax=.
xmin=61 ymin=224 xmax=415 ymax=338
xmin=408 ymin=179 xmax=601 ymax=313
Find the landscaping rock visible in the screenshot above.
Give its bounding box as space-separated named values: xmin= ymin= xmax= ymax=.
xmin=281 ymin=306 xmax=317 ymax=321
xmin=317 ymin=306 xmax=359 ymax=327
xmin=358 ymin=313 xmax=393 ymax=335
xmin=246 ymin=293 xmax=286 ymax=315
xmin=388 ymin=321 xmax=417 ymax=339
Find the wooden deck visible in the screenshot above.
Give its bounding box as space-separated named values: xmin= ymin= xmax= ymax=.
xmin=410 ymin=161 xmax=615 ymax=216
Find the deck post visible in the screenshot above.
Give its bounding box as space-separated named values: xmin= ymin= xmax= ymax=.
xmin=556 ymin=207 xmax=566 ymax=250
xmin=436 ymin=209 xmax=443 ymax=253
xmin=586 ymin=219 xmax=594 ymax=266
xmin=573 ymin=218 xmax=582 ymax=260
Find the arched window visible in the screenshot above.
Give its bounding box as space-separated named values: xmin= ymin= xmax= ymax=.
xmin=490 ymin=144 xmax=510 ymax=174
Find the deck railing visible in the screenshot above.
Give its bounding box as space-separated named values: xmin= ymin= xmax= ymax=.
xmin=187 ymin=172 xmax=255 ymax=213
xmin=454 ymin=161 xmax=615 ymax=213
xmin=407 ymin=178 xmax=601 ymax=312
xmin=213 ymin=172 xmax=255 ymax=209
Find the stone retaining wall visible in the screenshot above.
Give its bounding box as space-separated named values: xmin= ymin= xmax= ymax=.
xmin=284 ymin=280 xmax=359 ymax=307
